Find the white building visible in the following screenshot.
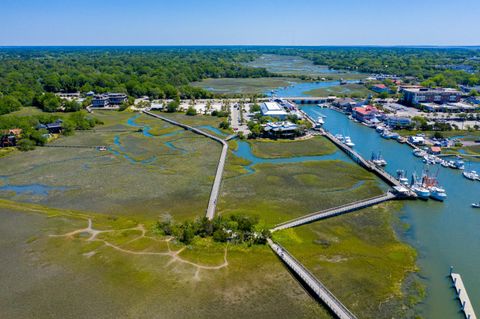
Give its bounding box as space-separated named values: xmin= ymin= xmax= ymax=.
xmin=260 ymin=102 xmax=288 ymax=119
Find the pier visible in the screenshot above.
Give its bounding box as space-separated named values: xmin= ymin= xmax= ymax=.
xmin=268 ymin=239 xmax=357 ymax=319
xmin=272 ymin=192 xmax=396 ymax=231
xmin=143 ymin=111 xmax=228 ymax=220
xmin=450 ymin=267 xmax=477 ymax=319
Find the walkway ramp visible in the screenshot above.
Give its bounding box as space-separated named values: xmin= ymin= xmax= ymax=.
xmin=143 ymin=111 xmax=228 ymax=220
xmin=268 ymin=239 xmax=357 ymax=319
xmin=451 ymin=271 xmax=477 ymax=319
xmin=272 ymin=192 xmax=396 ymax=232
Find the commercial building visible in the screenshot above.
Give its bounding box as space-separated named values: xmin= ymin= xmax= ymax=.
xmin=260 ymin=102 xmax=288 ymax=119
xmin=421 ymin=102 xmax=479 ymax=113
xmin=352 ymin=105 xmax=378 ymax=122
xmin=385 ymin=116 xmax=412 ymax=128
xmin=371 ymin=84 xmax=393 ymax=94
xmin=402 ymin=88 xmax=462 ymax=106
xmin=92 ymin=93 xmax=128 ymax=108
xmin=263 ymin=121 xmax=300 ymax=139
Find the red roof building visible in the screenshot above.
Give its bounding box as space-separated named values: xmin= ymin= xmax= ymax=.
xmin=352 ymin=105 xmax=378 ymax=122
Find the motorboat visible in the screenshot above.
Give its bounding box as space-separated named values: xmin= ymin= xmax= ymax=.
xmin=463 ymin=170 xmax=479 ymax=181
xmin=376 ymin=125 xmax=386 ymax=133
xmin=397 ymin=137 xmax=407 ymax=144
xmin=344 ymin=136 xmax=355 ymax=147
xmin=413 ymin=149 xmax=426 ymax=157
xmin=454 ymin=160 xmax=465 ymax=170
xmin=472 ymin=203 xmax=480 ymax=208
xmin=335 ymin=134 xmax=344 ymax=142
xmin=381 ymin=130 xmax=395 ymax=139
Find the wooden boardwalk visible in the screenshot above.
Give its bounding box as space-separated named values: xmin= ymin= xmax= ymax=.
xmin=143 ymin=111 xmax=228 ymax=220
xmin=451 ymin=269 xmax=477 ymax=319
xmin=268 ymin=239 xmax=357 ymax=319
xmin=272 ymin=192 xmax=396 ymax=232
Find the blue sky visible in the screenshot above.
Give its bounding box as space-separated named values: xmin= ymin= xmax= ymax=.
xmin=1 ymin=0 xmax=479 ymax=46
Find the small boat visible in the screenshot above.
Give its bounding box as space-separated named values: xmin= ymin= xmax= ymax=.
xmin=381 ymin=130 xmax=395 ymax=139
xmin=463 ymin=170 xmax=479 ymax=181
xmin=335 ymin=134 xmax=344 ymax=142
xmin=314 ymin=117 xmax=324 ymax=130
xmin=441 ymin=160 xmax=450 ymax=168
xmin=413 ymin=149 xmax=426 ymax=157
xmin=376 ymin=126 xmax=386 ymax=133
xmin=472 ymin=203 xmax=480 ymax=208
xmin=97 ymin=146 xmax=107 ymax=151
xmin=344 ymin=136 xmax=355 ymax=147
xmin=390 ymin=132 xmax=400 ymax=140
xmin=397 ymin=137 xmax=407 ymax=144
xmin=454 ymin=160 xmax=465 ymax=170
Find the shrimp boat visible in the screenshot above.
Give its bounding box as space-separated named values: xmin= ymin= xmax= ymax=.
xmin=421 ymin=168 xmax=447 ymax=201
xmin=344 ymin=136 xmax=355 ymax=147
xmin=396 ymin=170 xmax=409 ymax=186
xmin=410 ymin=172 xmax=430 ymax=200
xmin=371 ymin=152 xmax=387 ymax=167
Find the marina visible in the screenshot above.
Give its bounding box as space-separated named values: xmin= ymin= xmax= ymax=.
xmin=301 ymin=104 xmax=480 ymax=318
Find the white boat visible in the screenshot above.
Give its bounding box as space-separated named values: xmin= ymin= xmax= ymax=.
xmin=381 ymin=130 xmax=395 ymax=139
xmin=371 ymin=152 xmax=387 ymax=166
xmin=411 ymin=184 xmax=431 ymax=199
xmin=344 ymin=136 xmax=355 ymax=147
xmin=375 ymin=126 xmax=385 ymax=133
xmin=463 ymin=170 xmax=479 ymax=181
xmin=441 ymin=160 xmax=450 ymax=168
xmin=429 ymin=186 xmax=447 ymax=201
xmin=335 ymin=134 xmax=344 ymax=142
xmin=413 ymin=149 xmax=426 ymax=157
xmin=396 ymin=170 xmax=409 ymax=186
xmin=472 ymin=203 xmax=480 ymax=208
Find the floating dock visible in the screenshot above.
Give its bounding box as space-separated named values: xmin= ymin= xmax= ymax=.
xmin=450 ymin=267 xmax=477 ymax=319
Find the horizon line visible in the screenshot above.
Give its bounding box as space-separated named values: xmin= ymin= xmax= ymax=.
xmin=1 ymin=44 xmax=480 ymax=48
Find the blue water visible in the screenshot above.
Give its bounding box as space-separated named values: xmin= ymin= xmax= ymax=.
xmin=302 ymin=105 xmax=480 ymax=318
xmin=127 ymin=114 xmax=153 ymax=137
xmin=198 ymin=125 xmax=228 ymax=137
xmin=0 ymin=184 xmax=67 ymax=196
xmin=268 ymin=80 xmax=359 ymax=97
xmin=232 ymin=140 xmax=350 ymax=176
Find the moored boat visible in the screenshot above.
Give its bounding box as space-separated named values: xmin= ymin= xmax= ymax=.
xmin=344 ymin=136 xmax=355 ymax=147
xmin=463 ymin=170 xmax=479 ymax=181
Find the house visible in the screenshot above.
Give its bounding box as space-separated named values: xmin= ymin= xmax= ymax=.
xmin=371 ymin=84 xmax=393 ymax=94
xmin=0 ymin=129 xmax=22 ymax=148
xmin=260 ymin=102 xmax=288 ymax=120
xmin=402 ymin=88 xmax=462 ymax=106
xmin=352 ymin=105 xmax=378 ymax=122
xmin=263 ymin=121 xmax=300 ymax=139
xmin=334 ymin=98 xmax=357 ymax=112
xmin=385 ymin=116 xmax=412 ymax=129
xmin=37 ymin=119 xmax=63 ymax=134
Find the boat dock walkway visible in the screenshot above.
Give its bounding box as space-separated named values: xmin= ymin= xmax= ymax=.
xmin=268 ymin=239 xmax=357 ymax=319
xmin=299 ymin=109 xmax=416 ymax=197
xmin=143 ymin=111 xmax=228 ymax=220
xmin=450 ymin=268 xmax=477 ymax=319
xmin=272 ymin=192 xmax=396 ymax=232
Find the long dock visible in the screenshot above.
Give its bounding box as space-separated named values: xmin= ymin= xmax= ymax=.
xmin=268 ymin=239 xmax=357 ymax=319
xmin=143 ymin=111 xmax=228 ymax=220
xmin=450 ymin=268 xmax=477 ymax=319
xmin=272 ymin=192 xmax=396 ymax=232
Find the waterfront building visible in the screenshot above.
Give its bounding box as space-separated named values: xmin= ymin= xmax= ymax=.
xmin=92 ymin=93 xmax=128 ymax=108
xmin=352 ymin=105 xmax=378 ymax=122
xmin=385 ymin=116 xmax=412 ymax=128
xmin=334 ymin=98 xmax=358 ymax=112
xmin=421 ymin=102 xmax=479 ymax=113
xmin=260 ymin=102 xmax=288 ymax=119
xmin=408 ymin=136 xmax=425 ymax=145
xmin=263 ymin=121 xmax=300 ymax=139
xmin=371 ymin=84 xmax=393 ymax=94
xmin=402 ymin=87 xmax=462 ymax=106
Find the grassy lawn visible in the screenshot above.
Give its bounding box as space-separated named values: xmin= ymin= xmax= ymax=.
xmin=190 ymin=77 xmax=300 ymax=95
xmin=303 ymin=83 xmax=372 ymax=97
xmin=273 ymin=201 xmax=420 ymax=319
xmin=249 ymin=136 xmax=337 ymax=158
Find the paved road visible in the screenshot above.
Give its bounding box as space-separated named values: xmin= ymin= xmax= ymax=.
xmin=230 ymin=104 xmax=250 ymax=135
xmin=268 ymin=239 xmax=357 ymax=319
xmin=272 ymin=192 xmax=396 ymax=231
xmin=142 ymin=111 xmax=228 ymax=220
